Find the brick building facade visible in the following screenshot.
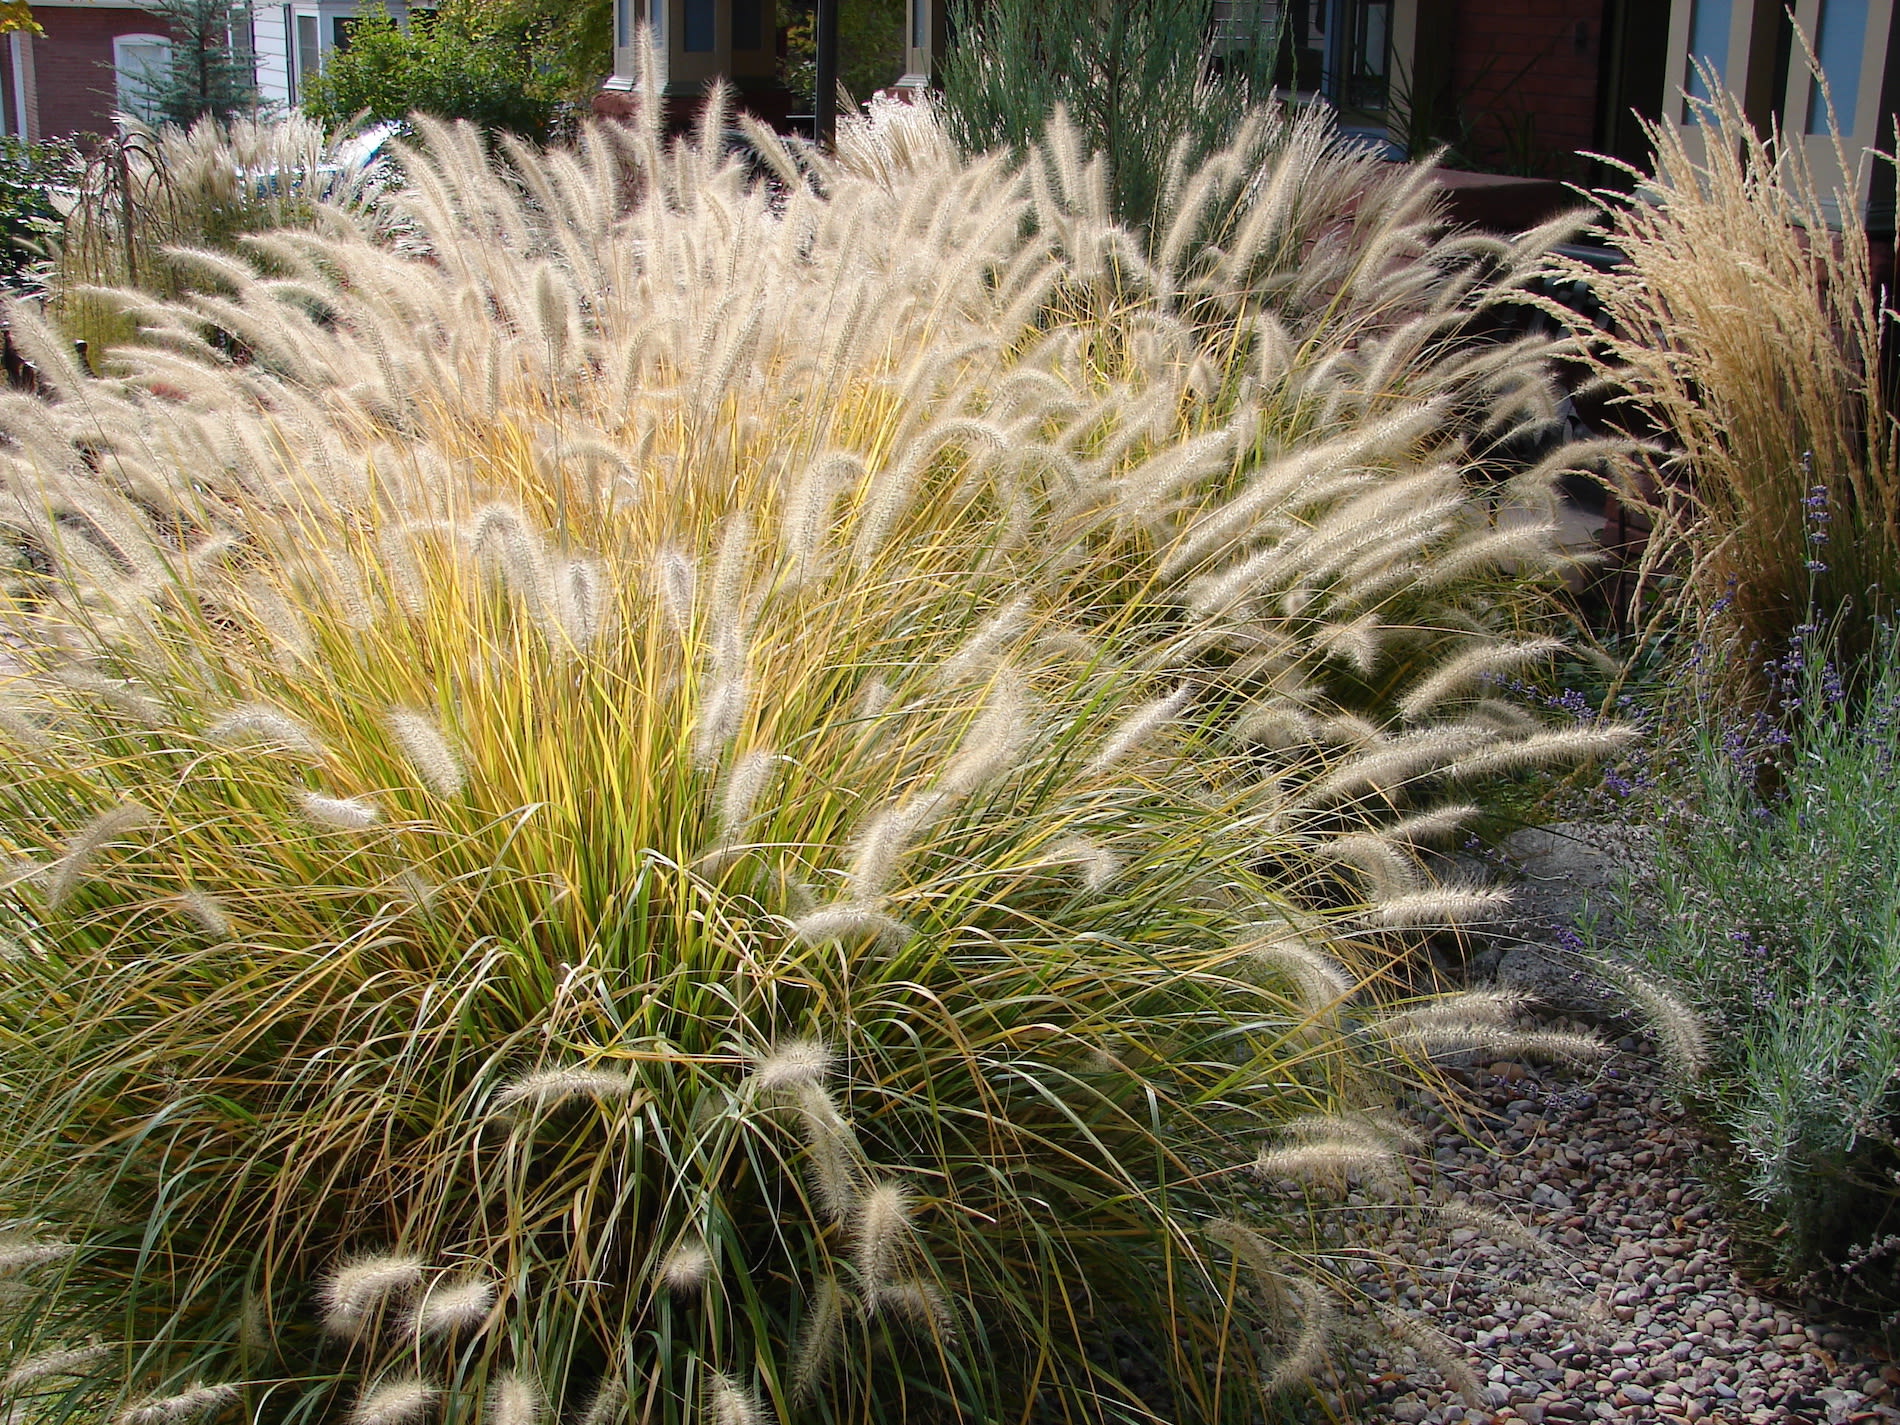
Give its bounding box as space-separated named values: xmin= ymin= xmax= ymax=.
xmin=13 ymin=2 xmax=170 ymax=140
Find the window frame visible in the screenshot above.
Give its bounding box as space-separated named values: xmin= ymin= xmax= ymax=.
xmin=112 ymin=31 xmax=174 ymax=124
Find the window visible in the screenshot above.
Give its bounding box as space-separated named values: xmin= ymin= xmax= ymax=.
xmin=295 ymin=12 xmax=319 ymax=99
xmin=1682 ymin=0 xmax=1733 ymax=119
xmin=114 ymin=33 xmax=173 ymax=123
xmin=683 ymin=0 xmax=714 ymax=53
xmin=1224 ymin=1 xmax=1392 ymax=124
xmin=733 ymin=0 xmax=763 ymax=51
xmin=1806 ymin=0 xmax=1870 ymax=132
xmin=1 ymin=33 xmax=22 ymax=136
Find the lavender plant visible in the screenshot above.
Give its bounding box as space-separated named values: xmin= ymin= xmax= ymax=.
xmin=1631 ymin=623 xmax=1900 ymax=1299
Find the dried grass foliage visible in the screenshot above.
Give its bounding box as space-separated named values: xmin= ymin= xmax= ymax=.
xmin=1558 ymin=80 xmax=1900 ymax=675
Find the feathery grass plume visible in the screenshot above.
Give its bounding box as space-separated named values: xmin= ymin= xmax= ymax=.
xmin=349 ymin=1375 xmax=437 ymax=1425
xmin=470 ymin=505 xmax=557 ymax=624
xmin=1375 ymin=989 xmax=1526 ymax=1035
xmin=751 ymin=1038 xmax=832 ymax=1094
xmin=1460 ymin=697 xmax=1542 ymax=734
xmin=1316 ymin=615 xmax=1384 ymax=676
xmin=1253 ymin=1138 xmax=1396 ymax=1193
xmin=1437 ymin=1202 xmax=1549 ymax=1257
xmin=1374 ymin=1303 xmax=1485 ymax=1406
xmin=488 ymin=1372 xmax=541 ymax=1425
xmin=692 ymin=668 xmax=751 ymax=771
xmin=297 ymin=792 xmax=380 ymax=833
xmin=1048 ymin=836 xmax=1121 ymax=892
xmin=1245 ymin=935 xmax=1355 ymax=1012
xmin=386 ymin=710 xmax=465 ymax=799
xmin=852 ymin=1181 xmax=914 ymax=1302
xmin=1313 ymin=713 xmax=1384 ymax=749
xmin=1303 ymin=728 xmax=1486 ymax=808
xmin=577 ymin=1375 xmax=625 ymax=1425
xmin=1395 ymin=638 xmax=1567 ymax=721
xmin=52 ymin=667 xmax=170 ymax=726
xmin=115 ymin=1383 xmax=238 ymax=1425
xmin=1381 ymin=805 xmax=1479 ymax=845
xmin=0 ymin=856 xmax=43 ymax=894
xmin=3 ymin=1343 xmax=110 ymax=1390
xmin=788 ymin=903 xmax=911 ymax=949
xmin=1084 ymin=683 xmax=1193 ymax=775
xmin=1280 ymin=1111 xmax=1420 ymax=1154
xmin=876 ymin=1278 xmax=956 ymax=1335
xmin=0 ymin=696 xmax=51 ymax=752
xmin=1419 ymin=521 xmax=1564 ymax=589
xmin=1605 ymin=964 xmax=1710 ymax=1082
xmin=785 ymin=1082 xmax=862 ymax=1223
xmin=1323 ymin=833 xmax=1419 ymax=898
xmin=1230 ymin=704 xmax=1315 ymax=750
xmin=1370 ymin=886 xmax=1512 ymax=928
xmin=705 ymin=1373 xmax=769 ymax=1425
xmin=654 ymin=547 xmax=697 ymax=635
xmin=657 ymin=1238 xmax=712 ymax=1296
xmin=843 ymin=795 xmax=945 ymax=904
xmin=177 ymin=887 xmax=231 ymax=941
xmin=708 ymin=514 xmax=755 ymax=634
xmin=44 ymin=802 xmax=151 ymax=911
xmin=714 ymin=749 xmax=778 ymax=847
xmin=389 ymin=870 xmax=441 ymax=915
xmin=939 ymin=673 xmax=1032 ymax=795
xmin=1445 ymin=725 xmax=1639 ymax=782
xmin=409 ymin=1275 xmax=495 ymax=1340
xmin=1376 ymin=994 xmax=1605 ymax=1062
xmin=1204 ymin=1218 xmax=1295 ymax=1313
xmin=319 ymin=1255 xmax=425 ymax=1339
xmin=789 ymin=1278 xmax=845 ymax=1404
xmin=0 ymin=1240 xmax=75 ymax=1276
xmin=1500 ymin=1029 xmax=1611 ymax=1063
xmin=492 ymin=1067 xmax=641 ymax=1117
xmin=780 ymin=452 xmax=859 ymax=586
xmin=558 ymin=559 xmax=610 ymax=648
xmin=936 ymin=599 xmax=1029 ymax=686
xmin=1262 ymin=1275 xmax=1334 ymax=1394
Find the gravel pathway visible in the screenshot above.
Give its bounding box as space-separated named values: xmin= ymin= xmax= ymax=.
xmin=1329 ymin=1032 xmax=1899 ymax=1425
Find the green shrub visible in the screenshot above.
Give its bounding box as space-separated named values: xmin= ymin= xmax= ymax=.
xmin=0 ymin=135 xmax=78 ymax=293
xmin=939 ymin=0 xmax=1281 ymax=234
xmin=1629 ymin=624 xmax=1900 ymax=1300
xmin=0 ymin=93 xmax=1624 ymax=1422
xmin=303 ymin=1 xmax=555 ymax=139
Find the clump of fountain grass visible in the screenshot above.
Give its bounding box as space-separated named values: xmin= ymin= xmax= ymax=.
xmin=0 ymin=61 xmax=1628 ymax=1423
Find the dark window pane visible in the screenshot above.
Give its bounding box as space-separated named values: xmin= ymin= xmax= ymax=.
xmin=733 ymin=0 xmax=762 ymax=49
xmin=296 ymin=12 xmax=318 ymax=85
xmin=683 ymin=0 xmax=714 ymax=51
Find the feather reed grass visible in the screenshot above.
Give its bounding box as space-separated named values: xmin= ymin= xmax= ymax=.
xmin=1557 ymin=77 xmax=1900 ymax=687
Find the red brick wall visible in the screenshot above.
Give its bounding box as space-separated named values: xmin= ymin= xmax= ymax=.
xmin=28 ymin=5 xmax=171 ymax=139
xmin=1449 ymin=0 xmax=1606 ymax=177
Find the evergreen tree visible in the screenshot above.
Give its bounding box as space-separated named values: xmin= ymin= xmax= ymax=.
xmin=147 ymin=0 xmax=259 ymax=127
xmin=940 ymin=0 xmax=1282 ymax=234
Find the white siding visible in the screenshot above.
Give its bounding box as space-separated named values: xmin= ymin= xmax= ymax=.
xmin=252 ymin=4 xmax=294 ymax=109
